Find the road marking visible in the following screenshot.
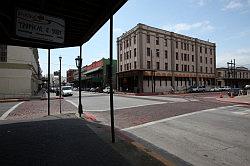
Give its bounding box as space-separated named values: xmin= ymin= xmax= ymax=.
xmin=122 ymin=105 xmax=239 ymax=131
xmin=66 ymin=99 xmax=166 ymax=112
xmin=232 ymin=109 xmax=250 ymax=115
xmin=0 ymin=102 xmax=24 ymax=120
xmin=65 ymin=100 xmax=78 ymax=107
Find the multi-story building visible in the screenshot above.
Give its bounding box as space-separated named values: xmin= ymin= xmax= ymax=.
xmin=0 ymin=45 xmax=42 ymax=99
xmin=80 ymin=58 xmax=117 ymax=89
xmin=117 ymin=23 xmax=216 ymax=93
xmin=216 ymin=66 xmax=250 ymax=88
xmin=67 ymin=69 xmax=78 ymax=83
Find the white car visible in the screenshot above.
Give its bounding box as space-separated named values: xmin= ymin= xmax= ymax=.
xmin=61 ymin=86 xmax=73 ymax=96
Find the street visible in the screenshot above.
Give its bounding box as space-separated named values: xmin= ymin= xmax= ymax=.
xmin=0 ymin=91 xmax=250 ymax=166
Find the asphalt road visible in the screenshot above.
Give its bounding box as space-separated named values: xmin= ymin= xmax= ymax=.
xmin=66 ymin=91 xmax=250 ymax=166
xmin=0 ymin=102 xmax=20 ymax=117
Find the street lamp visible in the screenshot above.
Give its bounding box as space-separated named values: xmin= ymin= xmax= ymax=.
xmin=75 ymin=56 xmax=83 ymax=117
xmin=59 ymin=56 xmax=62 ymax=114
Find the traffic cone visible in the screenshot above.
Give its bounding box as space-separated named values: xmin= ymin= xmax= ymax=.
xmin=220 ymin=93 xmax=223 ymax=98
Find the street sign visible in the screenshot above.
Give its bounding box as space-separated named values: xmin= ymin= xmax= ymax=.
xmin=16 ymin=9 xmax=65 ymax=43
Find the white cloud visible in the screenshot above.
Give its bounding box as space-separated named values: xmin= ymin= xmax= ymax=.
xmin=223 ymin=0 xmax=243 ymax=10
xmin=191 ymin=0 xmax=210 ymax=6
xmin=222 ymin=0 xmax=250 ymax=11
xmin=217 ymin=48 xmax=250 ymax=68
xmin=163 ymin=21 xmax=214 ymax=33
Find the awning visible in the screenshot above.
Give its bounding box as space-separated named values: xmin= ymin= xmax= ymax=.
xmin=0 ymin=0 xmax=127 ymax=49
xmin=83 ymin=66 xmax=103 ymax=75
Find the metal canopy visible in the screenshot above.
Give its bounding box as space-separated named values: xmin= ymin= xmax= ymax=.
xmin=0 ymin=0 xmax=127 ymax=49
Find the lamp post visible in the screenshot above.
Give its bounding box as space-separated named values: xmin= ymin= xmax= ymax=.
xmin=59 ymin=56 xmax=62 ymax=114
xmin=75 ymin=55 xmax=83 ymax=117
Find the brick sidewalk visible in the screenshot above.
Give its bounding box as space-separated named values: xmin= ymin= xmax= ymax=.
xmin=7 ymin=99 xmax=77 ymax=120
xmin=216 ymin=95 xmax=250 ymax=105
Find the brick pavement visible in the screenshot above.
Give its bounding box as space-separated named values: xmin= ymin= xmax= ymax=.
xmin=6 ymin=99 xmax=77 ymax=120
xmin=89 ymin=100 xmax=233 ymax=129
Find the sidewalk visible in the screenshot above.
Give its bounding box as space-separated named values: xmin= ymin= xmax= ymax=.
xmin=216 ymin=94 xmax=250 ymax=105
xmin=0 ymin=114 xmax=166 ymax=166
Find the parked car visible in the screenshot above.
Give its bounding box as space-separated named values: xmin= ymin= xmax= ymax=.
xmin=90 ymin=87 xmax=96 ymax=92
xmin=188 ymin=86 xmax=206 ymax=93
xmin=220 ymin=86 xmax=231 ymax=91
xmin=227 ymin=88 xmax=247 ymax=96
xmin=244 ymin=85 xmax=250 ymax=90
xmin=210 ymin=87 xmax=221 ymax=92
xmin=61 ymin=86 xmax=73 ymax=96
xmin=103 ymin=86 xmax=114 ymax=94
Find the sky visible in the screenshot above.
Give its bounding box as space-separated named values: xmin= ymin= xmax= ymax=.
xmin=38 ymin=0 xmax=250 ymax=77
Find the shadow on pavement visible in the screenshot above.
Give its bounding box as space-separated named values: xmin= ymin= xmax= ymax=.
xmin=0 ymin=114 xmax=165 ymax=166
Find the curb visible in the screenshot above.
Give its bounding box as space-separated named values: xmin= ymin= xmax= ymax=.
xmin=78 ymin=113 xmax=178 ymax=166
xmin=0 ymin=98 xmax=30 ymax=103
xmin=216 ymin=98 xmax=250 ymax=105
xmin=40 ymin=97 xmax=64 ymax=100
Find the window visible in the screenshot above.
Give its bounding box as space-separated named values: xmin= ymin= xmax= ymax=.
xmin=188 ymin=65 xmax=190 ymax=71
xmin=181 ymin=42 xmax=183 ymax=49
xmin=119 ymin=65 xmax=122 ymax=72
xmin=156 ymin=36 xmax=159 ymax=45
xmin=192 ymin=55 xmax=194 ymax=62
xmin=200 ymin=46 xmax=202 ymax=53
xmin=211 ymin=67 xmax=213 ymax=73
xmin=129 ymin=38 xmax=131 ymax=47
xmin=120 ymin=43 xmax=122 ymax=50
xmin=147 ymin=61 xmax=151 ymax=69
xmin=0 ymin=45 xmax=7 ymax=62
xmin=187 ymin=44 xmax=189 ymax=51
xmin=165 ymin=63 xmax=168 ymax=70
xmin=124 ymin=65 xmax=126 ymax=71
xmin=187 ymin=54 xmax=189 ymax=61
xmin=156 ymin=49 xmax=160 ymax=57
xmin=181 ymin=53 xmax=183 ymax=61
xmin=165 ymin=39 xmax=168 ymax=46
xmin=129 ymin=63 xmax=131 ymax=69
xmin=147 ymin=34 xmax=150 ymax=43
xmin=134 ymin=35 xmax=136 ymax=44
xmin=176 ymin=64 xmax=179 ymax=71
xmin=120 ymin=54 xmax=122 ymax=61
xmin=134 ymin=62 xmax=137 ymax=69
xmin=160 ymin=78 xmax=162 ymax=86
xmin=200 ymin=66 xmax=203 ymax=73
xmin=205 ymin=47 xmax=207 ymax=54
xmin=176 ymin=41 xmax=178 ymax=49
xmin=176 ymin=52 xmax=179 ymax=60
xmin=165 ymin=50 xmax=168 ymax=58
xmin=129 ymin=50 xmax=131 ymax=58
xmin=147 ymin=48 xmax=151 ymax=56
xmin=192 ymin=45 xmax=194 ymax=51
xmin=205 ymin=57 xmax=207 ymax=64
xmin=134 ymin=48 xmax=136 ymax=57
xmin=210 ymin=48 xmax=212 ymax=55
xmin=192 ymin=65 xmax=195 ymax=72
xmin=184 ymin=65 xmax=187 ymax=72
xmin=184 ymin=54 xmax=187 ymax=61
xmin=206 ymin=67 xmax=208 ymax=73
xmin=181 ymin=64 xmax=183 ymax=71
xmin=200 ymin=56 xmax=202 ymax=63
xmin=156 ymin=62 xmax=160 ymax=70
xmin=210 ymin=58 xmax=212 ymax=64
xmin=184 ymin=43 xmax=186 ymax=50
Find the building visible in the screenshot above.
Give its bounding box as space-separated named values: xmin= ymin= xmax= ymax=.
xmin=0 ymin=45 xmax=42 ymax=99
xmin=67 ymin=69 xmax=78 ymax=83
xmin=216 ymin=66 xmax=250 ymax=88
xmin=117 ymin=23 xmax=216 ymax=93
xmin=76 ymin=58 xmax=117 ymax=89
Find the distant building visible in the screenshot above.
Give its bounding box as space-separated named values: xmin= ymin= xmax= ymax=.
xmin=67 ymin=69 xmax=78 ymax=83
xmin=0 ymin=45 xmax=42 ymax=98
xmin=117 ymin=23 xmax=216 ymax=93
xmin=216 ymin=66 xmax=250 ymax=88
xmin=75 ymin=58 xmax=117 ymax=89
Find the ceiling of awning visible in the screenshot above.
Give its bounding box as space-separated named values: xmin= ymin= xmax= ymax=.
xmin=0 ymin=0 xmax=127 ymax=49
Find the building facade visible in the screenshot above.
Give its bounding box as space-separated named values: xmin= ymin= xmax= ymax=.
xmin=117 ymin=23 xmax=216 ymax=93
xmin=73 ymin=58 xmax=117 ymax=89
xmin=0 ymin=45 xmax=42 ymax=99
xmin=216 ymin=67 xmax=250 ymax=88
xmin=67 ymin=69 xmax=78 ymax=83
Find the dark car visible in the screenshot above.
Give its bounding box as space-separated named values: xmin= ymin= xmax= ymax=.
xmin=228 ymin=88 xmax=240 ymax=97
